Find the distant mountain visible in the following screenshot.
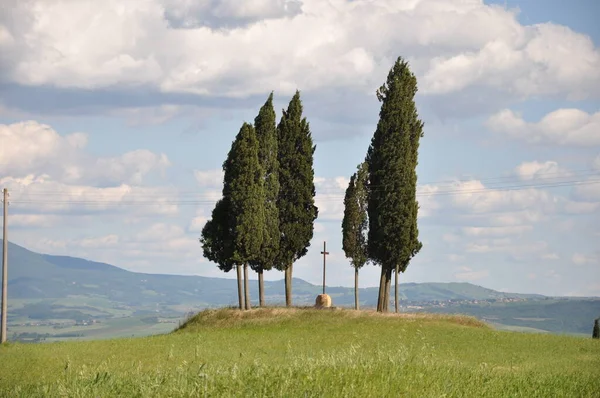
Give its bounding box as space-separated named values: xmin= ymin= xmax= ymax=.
xmin=2 ymin=240 xmax=599 ymax=338
xmin=3 ymin=240 xmax=540 ymax=306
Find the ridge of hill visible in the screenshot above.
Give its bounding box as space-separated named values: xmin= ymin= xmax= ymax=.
xmin=4 ymin=240 xmax=542 ymax=304
xmin=2 ymin=240 xmax=599 ymax=340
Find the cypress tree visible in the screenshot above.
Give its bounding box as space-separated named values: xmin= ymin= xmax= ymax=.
xmin=250 ymin=93 xmax=280 ymax=307
xmin=223 ymin=122 xmax=266 ymax=310
xmin=366 ymin=57 xmax=424 ymax=313
xmin=200 ymin=198 xmax=242 ymax=308
xmin=593 ymin=318 xmax=600 ymax=339
xmin=276 ymin=90 xmax=318 ymax=307
xmin=342 ymin=162 xmax=369 ymax=310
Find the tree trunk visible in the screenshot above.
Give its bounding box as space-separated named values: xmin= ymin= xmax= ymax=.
xmin=377 ymin=266 xmax=386 ymax=312
xmin=258 ymin=269 xmax=265 ymax=307
xmin=244 ymin=263 xmax=251 ymax=310
xmin=394 ymin=264 xmax=399 ymax=313
xmin=236 ymin=264 xmax=244 ymax=310
xmin=354 ymin=268 xmax=359 ymax=311
xmin=285 ymin=263 xmax=293 ymax=307
xmin=383 ymin=268 xmax=392 ymax=312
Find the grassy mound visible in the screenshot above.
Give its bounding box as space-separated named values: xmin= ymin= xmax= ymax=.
xmin=176 ymin=307 xmax=488 ymax=330
xmin=1 ymin=307 xmax=598 ymax=397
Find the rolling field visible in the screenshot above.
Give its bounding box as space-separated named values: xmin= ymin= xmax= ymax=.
xmin=1 ymin=308 xmax=599 ymax=397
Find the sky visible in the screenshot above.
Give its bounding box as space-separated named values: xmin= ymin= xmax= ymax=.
xmin=0 ymin=0 xmax=599 ymax=297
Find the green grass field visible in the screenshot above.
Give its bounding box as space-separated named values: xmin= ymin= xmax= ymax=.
xmin=1 ymin=308 xmax=599 ymax=397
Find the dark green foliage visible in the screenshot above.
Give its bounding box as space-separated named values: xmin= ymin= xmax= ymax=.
xmin=200 ymin=198 xmax=234 ymax=272
xmin=276 ymin=91 xmax=318 ymax=268
xmin=201 ymin=121 xmax=266 ymax=309
xmin=342 ymin=163 xmax=368 ymax=311
xmin=342 ymin=162 xmax=369 ymax=270
xmin=366 ymin=56 xmax=423 ymax=312
xmin=250 ymin=93 xmax=280 ymax=275
xmin=593 ymin=319 xmax=599 ymax=339
xmin=276 ymin=90 xmax=318 ymax=306
xmin=223 ymin=122 xmax=265 ymax=265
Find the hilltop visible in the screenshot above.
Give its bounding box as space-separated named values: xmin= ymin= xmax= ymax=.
xmin=2 ymin=240 xmax=599 ymax=340
xmin=1 ymin=308 xmax=599 ymax=397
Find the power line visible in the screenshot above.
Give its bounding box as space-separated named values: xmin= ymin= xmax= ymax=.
xmin=6 ymin=169 xmax=600 ymax=199
xmin=8 ymin=178 xmax=600 ymax=206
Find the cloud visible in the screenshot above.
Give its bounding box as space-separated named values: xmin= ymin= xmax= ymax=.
xmin=571 ymin=180 xmax=600 ymax=203
xmin=423 ymin=23 xmax=600 ymax=99
xmin=79 ymin=234 xmax=120 ymax=249
xmin=2 ymin=175 xmax=179 ymax=216
xmin=572 ymin=252 xmax=599 ymax=266
xmin=461 ymin=225 xmax=532 ymax=238
xmin=454 ymin=266 xmax=490 ymax=282
xmin=449 ymin=179 xmax=557 ymax=214
xmin=188 ymin=209 xmax=209 ymax=233
xmin=541 ymin=253 xmax=559 ymax=261
xmin=593 ymin=154 xmax=600 ymax=170
xmin=487 ymin=108 xmax=600 ymax=146
xmin=446 ymin=254 xmax=465 ymax=263
xmin=161 ymin=0 xmax=303 ymax=29
xmin=464 ymin=239 xmax=548 ymax=260
xmin=22 ymin=224 xmax=203 ymax=274
xmin=0 ymin=121 xmax=171 ymax=185
xmin=9 ymin=214 xmax=61 ymax=228
xmin=314 ymin=176 xmax=349 ymax=222
xmin=514 ymin=161 xmax=571 ymax=181
xmin=194 ymin=169 xmax=225 ymax=188
xmin=1 ymin=0 xmax=598 ymax=104
xmin=109 ymin=104 xmax=188 ymax=126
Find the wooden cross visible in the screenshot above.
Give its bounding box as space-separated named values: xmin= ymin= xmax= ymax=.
xmin=321 ymin=241 xmax=329 ymax=294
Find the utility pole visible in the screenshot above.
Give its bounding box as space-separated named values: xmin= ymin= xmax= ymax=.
xmin=1 ymin=188 xmax=8 ymax=344
xmin=320 ymin=241 xmax=329 ymax=295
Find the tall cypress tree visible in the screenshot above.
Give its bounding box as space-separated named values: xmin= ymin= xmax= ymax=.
xmin=342 ymin=162 xmax=369 ymax=310
xmin=201 ymin=198 xmax=243 ymax=308
xmin=223 ymin=122 xmax=266 ymax=310
xmin=250 ymin=93 xmax=280 ymax=307
xmin=366 ymin=57 xmax=424 ymax=313
xmin=276 ymin=90 xmax=318 ymax=307
xmin=593 ymin=318 xmax=600 ymax=339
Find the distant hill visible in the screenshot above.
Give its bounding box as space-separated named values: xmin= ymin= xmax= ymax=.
xmin=3 ymin=240 xmax=540 ymax=305
xmin=2 ymin=240 xmax=599 ymax=339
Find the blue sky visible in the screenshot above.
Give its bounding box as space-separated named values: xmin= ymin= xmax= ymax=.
xmin=1 ymin=0 xmax=598 ymax=296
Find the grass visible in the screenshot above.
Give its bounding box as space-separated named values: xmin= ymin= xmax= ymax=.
xmin=1 ymin=307 xmax=599 ymax=397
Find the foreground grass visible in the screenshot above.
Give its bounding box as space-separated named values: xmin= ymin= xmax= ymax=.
xmin=1 ymin=308 xmax=598 ymax=397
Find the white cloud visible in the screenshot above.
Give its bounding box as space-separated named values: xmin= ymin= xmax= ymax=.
xmin=454 ymin=266 xmax=489 ymax=282
xmin=541 ymin=253 xmax=559 ymax=261
xmin=1 ymin=0 xmax=598 ymax=101
xmin=188 ymin=209 xmax=209 ymax=232
xmin=194 ymin=169 xmax=224 ymax=189
xmin=314 ymin=176 xmax=348 ymax=222
xmin=110 ymin=104 xmax=188 ymax=126
xmin=461 ymin=225 xmax=532 ymax=238
xmin=572 ymin=252 xmax=598 ymax=266
xmin=161 ymin=0 xmax=303 ymax=29
xmin=449 ymin=179 xmax=557 ymax=214
xmin=447 ymin=254 xmax=465 ymax=263
xmin=1 ymin=175 xmax=179 ymax=217
xmin=79 ymin=234 xmax=120 ymax=249
xmin=0 ymin=121 xmax=171 ymax=185
xmin=514 ymin=161 xmax=571 ymax=180
xmin=593 ymin=154 xmax=600 ymax=170
xmin=464 ymin=239 xmax=548 ymax=259
xmin=10 ymin=214 xmax=61 ymax=228
xmin=424 ymin=23 xmax=600 ymax=99
xmin=487 ymin=108 xmax=600 ymax=146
